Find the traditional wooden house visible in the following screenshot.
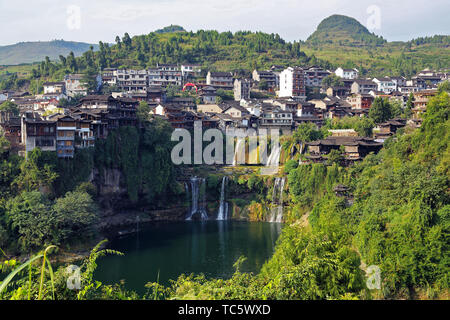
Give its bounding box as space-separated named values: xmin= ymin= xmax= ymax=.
xmin=306 ymin=136 xmax=383 ymax=164
xmin=374 ymin=118 xmax=407 ymax=142
xmin=21 ymin=112 xmax=57 ymax=155
xmin=0 ymin=111 xmax=21 ymax=153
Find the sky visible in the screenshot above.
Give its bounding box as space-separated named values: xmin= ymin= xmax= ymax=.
xmin=0 ymin=0 xmax=449 ymax=46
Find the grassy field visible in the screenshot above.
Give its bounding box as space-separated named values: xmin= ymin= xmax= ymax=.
xmin=0 ymin=64 xmax=35 ymax=77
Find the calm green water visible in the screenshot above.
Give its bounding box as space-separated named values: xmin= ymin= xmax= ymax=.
xmin=95 ymin=221 xmax=282 ymax=294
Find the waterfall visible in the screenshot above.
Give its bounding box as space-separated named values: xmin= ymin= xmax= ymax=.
xmin=260 ymin=140 xmax=281 ymax=175
xmin=298 ymin=142 xmax=304 ymax=165
xmin=275 ymin=178 xmax=285 ymax=222
xmin=200 ymin=178 xmax=208 ymax=220
xmin=184 ymin=182 xmax=190 ymax=217
xmin=217 ymin=176 xmax=229 ymax=220
xmin=269 ymin=177 xmax=285 ymax=223
xmin=186 ymin=177 xmax=208 ymax=221
xmin=233 ymin=138 xmax=245 ymax=166
xmin=266 ymin=142 xmax=281 ymax=167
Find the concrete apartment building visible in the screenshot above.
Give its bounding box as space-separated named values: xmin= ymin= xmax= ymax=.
xmin=234 ymin=79 xmax=251 ymax=101
xmin=304 ymin=66 xmax=331 ymax=87
xmin=115 ymin=69 xmax=148 ymax=92
xmin=279 ymin=67 xmax=306 ymax=101
xmin=206 ymin=72 xmax=234 ymax=90
xmin=351 ymin=79 xmax=378 ymax=94
xmin=252 ymin=70 xmax=278 ymax=91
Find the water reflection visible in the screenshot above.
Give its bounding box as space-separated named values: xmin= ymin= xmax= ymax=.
xmin=95 ymin=221 xmax=282 ymax=294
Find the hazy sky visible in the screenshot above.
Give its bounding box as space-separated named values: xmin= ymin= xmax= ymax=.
xmin=0 ymin=0 xmax=449 ymax=45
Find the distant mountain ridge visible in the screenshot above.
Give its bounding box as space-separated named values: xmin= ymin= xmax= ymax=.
xmin=306 ymin=14 xmax=386 ymax=46
xmin=0 ymin=40 xmax=99 ymax=65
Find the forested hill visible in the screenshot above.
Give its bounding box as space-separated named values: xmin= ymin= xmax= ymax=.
xmin=0 ymin=40 xmax=99 ymax=65
xmin=155 ymin=25 xmax=186 ymax=34
xmin=303 ymin=15 xmax=450 ymax=77
xmin=20 ymin=29 xmax=322 ymax=87
xmin=1 ymin=15 xmax=449 ymax=89
xmin=306 ymin=14 xmax=386 ymax=46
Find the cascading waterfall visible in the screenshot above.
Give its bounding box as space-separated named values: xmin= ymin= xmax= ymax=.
xmin=269 ymin=177 xmax=285 ymax=223
xmin=186 ymin=177 xmax=208 ymax=220
xmin=298 ymin=141 xmax=304 ymax=165
xmin=217 ymin=176 xmax=229 ymax=220
xmin=275 ymin=178 xmax=285 ymax=222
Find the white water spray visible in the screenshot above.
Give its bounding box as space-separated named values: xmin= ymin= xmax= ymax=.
xmin=217 ymin=176 xmax=229 ymax=220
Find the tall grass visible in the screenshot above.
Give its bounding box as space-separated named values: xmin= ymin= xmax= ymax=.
xmin=0 ymin=245 xmax=57 ymax=300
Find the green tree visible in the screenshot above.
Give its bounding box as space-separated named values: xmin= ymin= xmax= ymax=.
xmin=293 ymin=122 xmax=323 ymax=144
xmin=14 ymin=148 xmax=58 ymax=193
xmin=354 ymin=117 xmax=375 ymax=137
xmin=137 ymin=101 xmax=151 ymax=122
xmin=406 ymin=93 xmax=414 ymax=109
xmin=6 ymin=191 xmax=54 ymax=250
xmin=437 ymin=80 xmax=450 ymax=94
xmin=52 ymin=191 xmax=98 ymax=242
xmin=81 ymin=67 xmax=99 ymax=93
xmin=0 ymin=101 xmax=19 ymax=116
xmin=369 ymin=97 xmax=392 ymax=123
xmin=321 ymin=73 xmax=344 ymax=89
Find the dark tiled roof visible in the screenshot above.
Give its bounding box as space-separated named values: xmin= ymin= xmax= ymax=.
xmin=209 ymin=71 xmax=232 ymax=77
xmin=308 ymin=136 xmax=382 ymax=147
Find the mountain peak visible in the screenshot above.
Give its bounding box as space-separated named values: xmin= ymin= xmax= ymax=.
xmin=154 ymin=25 xmax=186 ymax=34
xmin=307 ymin=14 xmax=386 ymax=46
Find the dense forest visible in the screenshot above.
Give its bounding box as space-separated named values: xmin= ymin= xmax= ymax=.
xmin=0 ymin=117 xmax=175 ymax=255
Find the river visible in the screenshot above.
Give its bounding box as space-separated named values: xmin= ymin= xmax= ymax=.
xmin=94 ymin=221 xmax=282 ymax=295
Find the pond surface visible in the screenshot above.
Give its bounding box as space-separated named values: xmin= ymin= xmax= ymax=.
xmin=95 ymin=221 xmax=282 ymax=294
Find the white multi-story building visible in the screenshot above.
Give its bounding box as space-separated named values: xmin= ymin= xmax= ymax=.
xmin=115 ymin=69 xmax=148 ymax=92
xmin=279 ymin=67 xmax=306 ymax=101
xmin=43 ymin=82 xmax=65 ymax=95
xmin=373 ymin=77 xmax=397 ymax=94
xmin=335 ymin=67 xmax=359 ymax=80
xmin=157 ymin=64 xmax=183 ymax=87
xmin=181 ymin=64 xmax=201 ymax=78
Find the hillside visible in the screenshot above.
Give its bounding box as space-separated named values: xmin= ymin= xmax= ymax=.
xmin=307 ymin=14 xmax=386 ymax=46
xmin=304 ymin=15 xmax=450 ymax=77
xmin=1 ymin=15 xmax=449 ymax=87
xmin=0 ymin=30 xmax=320 ymax=90
xmin=0 ymin=40 xmax=99 ymax=65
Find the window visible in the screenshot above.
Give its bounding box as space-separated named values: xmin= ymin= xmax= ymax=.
xmin=36 ymin=139 xmax=54 ymax=147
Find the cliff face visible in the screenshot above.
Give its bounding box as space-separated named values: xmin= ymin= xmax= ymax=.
xmin=90 ymin=166 xmax=285 ymax=226
xmin=91 ymin=167 xmax=189 ymax=225
xmin=91 ymin=168 xmax=129 ymax=216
